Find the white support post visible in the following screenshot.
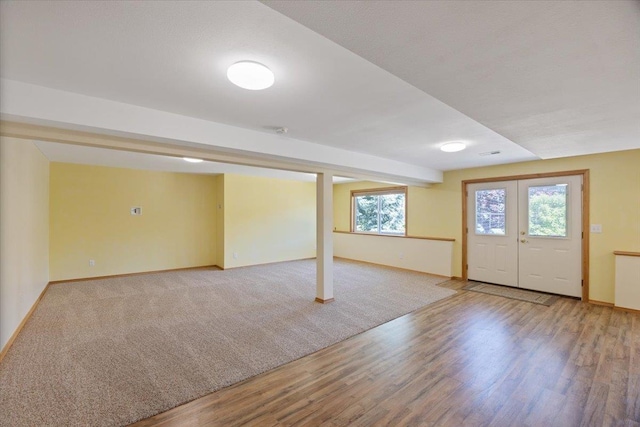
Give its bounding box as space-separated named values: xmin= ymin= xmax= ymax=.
xmin=316 ymin=172 xmax=334 ymax=303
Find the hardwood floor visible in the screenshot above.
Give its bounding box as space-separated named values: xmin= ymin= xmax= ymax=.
xmin=132 ymin=281 xmax=640 ymax=426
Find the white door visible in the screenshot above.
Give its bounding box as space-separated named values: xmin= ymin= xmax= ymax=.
xmin=467 ymin=175 xmax=583 ymax=297
xmin=517 ymin=176 xmax=582 ymax=297
xmin=467 ymin=181 xmax=518 ymax=286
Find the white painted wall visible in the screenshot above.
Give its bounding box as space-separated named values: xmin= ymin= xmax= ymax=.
xmin=334 ymin=232 xmax=453 ymax=277
xmin=0 ymin=137 xmax=50 ymax=350
xmin=615 ymin=254 xmax=640 ymax=311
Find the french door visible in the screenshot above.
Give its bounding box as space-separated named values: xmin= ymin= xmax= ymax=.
xmin=467 ymin=175 xmax=582 ymax=297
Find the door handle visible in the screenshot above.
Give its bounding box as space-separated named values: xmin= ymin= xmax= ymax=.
xmin=520 ymin=239 xmax=528 ymax=243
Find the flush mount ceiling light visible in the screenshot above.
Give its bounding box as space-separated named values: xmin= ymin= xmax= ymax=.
xmin=183 ymin=157 xmax=203 ymax=163
xmin=440 ymin=142 xmax=467 ymax=153
xmin=227 ymin=61 xmax=274 ymax=90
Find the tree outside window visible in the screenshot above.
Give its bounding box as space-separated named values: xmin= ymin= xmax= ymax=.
xmin=528 ymin=185 xmax=567 ymax=237
xmin=352 ymin=188 xmax=406 ymax=235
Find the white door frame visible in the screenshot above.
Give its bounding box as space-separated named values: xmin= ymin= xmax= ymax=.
xmin=462 ymin=169 xmax=590 ymax=301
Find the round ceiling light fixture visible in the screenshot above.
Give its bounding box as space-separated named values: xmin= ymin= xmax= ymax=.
xmin=183 ymin=157 xmax=204 ymax=163
xmin=227 ymin=61 xmax=275 ymax=90
xmin=440 ymin=142 xmax=467 ymax=153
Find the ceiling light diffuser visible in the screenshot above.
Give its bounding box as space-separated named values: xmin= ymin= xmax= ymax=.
xmin=440 ymin=142 xmax=467 ymax=152
xmin=227 ymin=61 xmax=275 ymax=90
xmin=183 ymin=157 xmax=204 ymax=163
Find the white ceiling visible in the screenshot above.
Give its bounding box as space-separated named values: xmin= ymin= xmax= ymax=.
xmin=264 ymin=0 xmax=640 ymax=159
xmin=0 ymin=1 xmax=637 ymax=181
xmin=33 ymin=141 xmax=354 ymax=183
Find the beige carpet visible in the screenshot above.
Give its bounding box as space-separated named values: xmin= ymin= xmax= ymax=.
xmin=0 ymin=258 xmax=454 ymax=427
xmin=463 ymin=282 xmax=560 ymax=306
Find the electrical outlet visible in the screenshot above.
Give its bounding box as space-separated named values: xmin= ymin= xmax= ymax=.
xmin=89 ymin=259 xmax=95 ymax=267
xmin=399 ymin=252 xmax=404 ymax=259
xmin=233 ymin=252 xmax=238 ymax=259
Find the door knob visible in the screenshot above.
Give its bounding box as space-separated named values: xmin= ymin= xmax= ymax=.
xmin=520 ymin=239 xmax=528 ymax=243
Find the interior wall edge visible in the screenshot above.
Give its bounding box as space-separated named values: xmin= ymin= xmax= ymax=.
xmin=0 ymin=137 xmax=50 ymax=350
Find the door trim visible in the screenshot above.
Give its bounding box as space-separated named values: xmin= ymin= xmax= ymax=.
xmin=462 ymin=169 xmax=590 ymax=301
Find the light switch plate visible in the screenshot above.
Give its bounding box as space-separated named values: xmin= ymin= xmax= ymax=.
xmin=590 ymin=224 xmax=602 ymax=233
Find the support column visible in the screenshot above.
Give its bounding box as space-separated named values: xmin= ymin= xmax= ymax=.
xmin=315 ymin=172 xmax=334 ymax=303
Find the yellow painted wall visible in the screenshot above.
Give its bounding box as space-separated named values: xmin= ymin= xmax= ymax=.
xmin=333 ymin=181 xmax=451 ymax=239
xmin=223 ymin=174 xmax=316 ymax=268
xmin=49 ymin=163 xmax=217 ymax=280
xmin=334 ymin=149 xmax=640 ymax=303
xmin=0 ymin=137 xmax=50 ymax=349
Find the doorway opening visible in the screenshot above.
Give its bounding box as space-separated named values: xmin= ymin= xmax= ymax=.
xmin=462 ymin=170 xmax=590 ymax=300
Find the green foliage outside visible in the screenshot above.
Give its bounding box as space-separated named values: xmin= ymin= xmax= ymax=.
xmin=355 ymin=195 xmax=378 ymax=232
xmin=355 ymin=193 xmax=405 ymax=234
xmin=475 ymin=186 xmax=567 ymax=237
xmin=528 ymin=186 xmax=567 ymax=237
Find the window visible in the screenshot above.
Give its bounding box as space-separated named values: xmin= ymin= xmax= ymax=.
xmin=475 ymin=188 xmax=506 ymax=235
xmin=528 ymin=184 xmax=568 ymax=237
xmin=352 ymin=187 xmax=406 ymax=235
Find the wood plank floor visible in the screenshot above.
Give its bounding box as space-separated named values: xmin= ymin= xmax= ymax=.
xmin=132 ymin=281 xmax=640 ymax=427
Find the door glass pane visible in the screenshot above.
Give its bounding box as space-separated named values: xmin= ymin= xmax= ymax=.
xmin=475 ymin=189 xmax=506 ymax=235
xmin=528 ymin=185 xmax=567 ymax=237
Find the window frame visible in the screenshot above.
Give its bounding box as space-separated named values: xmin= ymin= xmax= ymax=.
xmin=474 ymin=187 xmax=507 ymax=236
xmin=350 ymin=186 xmax=408 ymax=236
